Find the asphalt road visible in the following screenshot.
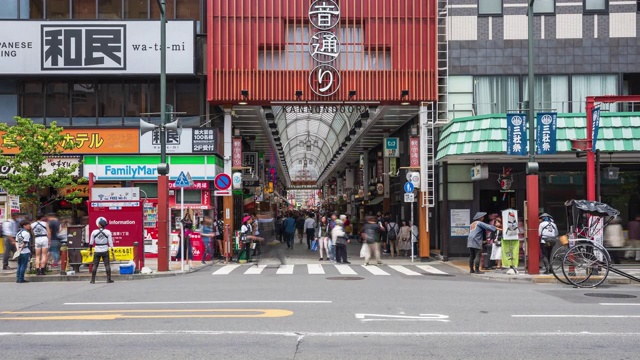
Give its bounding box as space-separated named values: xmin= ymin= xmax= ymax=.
xmin=1 ymin=263 xmax=640 ymax=360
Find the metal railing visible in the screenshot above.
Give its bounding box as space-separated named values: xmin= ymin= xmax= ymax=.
xmin=450 ymin=100 xmax=640 ymax=119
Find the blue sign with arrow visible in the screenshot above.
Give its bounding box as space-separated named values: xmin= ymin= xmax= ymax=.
xmin=174 ymin=171 xmax=190 ymax=187
xmin=404 ymin=182 xmax=414 ymax=193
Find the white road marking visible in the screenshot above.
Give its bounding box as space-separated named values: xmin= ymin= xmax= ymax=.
xmin=335 ymin=264 xmax=358 ymax=275
xmin=212 ymin=265 xmax=241 ymax=275
xmin=63 ymin=300 xmax=332 ymax=306
xmin=388 ymin=265 xmax=421 ymax=276
xmin=243 ymin=265 xmax=267 ymax=275
xmin=307 ymin=264 xmax=325 ymax=275
xmin=512 ymin=315 xmax=640 ymax=318
xmin=600 ymin=303 xmax=640 ymax=306
xmin=3 ymin=331 xmax=640 ymax=337
xmin=361 ymin=265 xmax=390 ymax=276
xmin=416 ymin=265 xmax=448 ymax=275
xmin=276 ymin=265 xmax=294 ymax=275
xmin=355 ymin=313 xmax=450 ymax=322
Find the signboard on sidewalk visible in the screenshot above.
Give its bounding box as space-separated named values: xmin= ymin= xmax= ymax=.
xmin=450 ymin=209 xmax=470 ymax=237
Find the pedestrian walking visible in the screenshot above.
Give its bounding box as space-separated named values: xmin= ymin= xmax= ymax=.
xmin=199 ymin=216 xmax=214 ymax=264
xmin=467 ymin=212 xmax=498 ymax=274
xmin=47 ymin=213 xmax=61 ymax=269
xmin=2 ymin=212 xmax=19 ymax=270
xmin=15 ymin=220 xmax=31 ymax=283
xmin=362 ymin=216 xmax=382 ymax=265
xmin=627 ymin=214 xmax=640 ymax=261
xmin=316 ymin=216 xmax=330 ymax=261
xmin=283 ymin=212 xmax=296 ymax=249
xmin=31 ymin=214 xmax=50 ymax=275
xmin=295 ymin=213 xmax=306 ymax=244
xmin=327 ymin=213 xmax=337 ymax=261
xmin=386 ymin=218 xmax=399 ymax=257
xmin=304 ymin=213 xmax=316 ymax=250
xmin=333 ymin=219 xmax=350 ymax=264
xmin=88 ymin=217 xmax=114 ymax=284
xmin=538 ymin=213 xmax=558 ymax=274
xmin=490 ymin=217 xmax=503 ymax=269
xmin=398 ymin=220 xmax=411 ymax=256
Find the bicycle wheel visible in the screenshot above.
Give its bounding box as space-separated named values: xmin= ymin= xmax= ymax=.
xmin=561 ymin=243 xmax=610 ymax=288
xmin=550 ymin=245 xmax=571 ymax=285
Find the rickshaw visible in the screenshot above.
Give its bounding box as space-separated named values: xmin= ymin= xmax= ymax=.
xmin=549 ymin=199 xmax=640 ymax=288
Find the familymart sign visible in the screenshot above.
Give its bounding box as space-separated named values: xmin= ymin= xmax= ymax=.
xmin=83 ymin=155 xmax=222 ymax=181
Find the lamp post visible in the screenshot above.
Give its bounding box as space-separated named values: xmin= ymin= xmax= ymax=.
xmin=156 ymin=0 xmax=169 ymax=272
xmin=526 ymin=0 xmax=540 ymax=274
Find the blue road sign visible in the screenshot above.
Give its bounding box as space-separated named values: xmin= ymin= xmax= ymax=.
xmin=404 ymin=182 xmax=414 ymax=193
xmin=174 ymin=171 xmax=190 ymax=187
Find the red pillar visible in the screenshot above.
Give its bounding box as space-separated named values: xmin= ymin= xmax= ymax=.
xmin=585 ymin=97 xmax=596 ymax=201
xmin=526 ymin=175 xmax=540 ymax=275
xmin=157 ymin=175 xmax=170 ymax=271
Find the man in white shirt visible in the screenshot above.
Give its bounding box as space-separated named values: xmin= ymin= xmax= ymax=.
xmin=2 ymin=213 xmax=19 ymax=270
xmin=89 ymin=217 xmax=115 ymax=284
xmin=304 ymin=213 xmax=317 ymax=250
xmin=538 ymin=213 xmax=559 ymax=274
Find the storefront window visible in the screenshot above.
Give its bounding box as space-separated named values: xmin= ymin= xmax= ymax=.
xmin=46 ymin=0 xmax=70 ymax=19
xmin=22 ymin=81 xmax=44 ymax=119
xmin=124 ymin=82 xmax=148 ymax=118
xmin=176 ymin=190 xmax=201 ymax=204
xmin=151 ymin=0 xmax=174 ymax=19
xmin=126 ymin=0 xmax=148 ymax=18
xmin=175 ymin=80 xmax=199 ymax=116
xmin=98 ymin=0 xmax=122 ymax=19
xmin=73 ymin=0 xmax=97 ymax=19
xmin=136 ymin=183 xmax=158 ymax=198
xmin=46 ymin=82 xmax=69 ymax=122
xmin=71 ymin=82 xmax=97 ymax=119
xmin=98 ymin=82 xmax=123 ymax=125
xmin=30 ymin=0 xmax=44 ymax=19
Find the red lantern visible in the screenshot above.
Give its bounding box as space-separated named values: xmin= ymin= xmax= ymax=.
xmin=59 ymin=200 xmax=70 ymax=208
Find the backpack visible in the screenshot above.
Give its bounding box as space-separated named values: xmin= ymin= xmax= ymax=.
xmin=387 ymin=222 xmax=398 ymax=241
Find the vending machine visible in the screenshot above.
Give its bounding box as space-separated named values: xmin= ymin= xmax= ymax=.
xmin=143 ymin=199 xmax=159 ymax=257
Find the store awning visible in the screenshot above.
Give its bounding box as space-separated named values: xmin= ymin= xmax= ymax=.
xmin=437 ymin=113 xmax=640 ymax=162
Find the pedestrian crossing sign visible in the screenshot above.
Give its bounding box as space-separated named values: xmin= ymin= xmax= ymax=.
xmin=174 ymin=171 xmax=190 ymax=187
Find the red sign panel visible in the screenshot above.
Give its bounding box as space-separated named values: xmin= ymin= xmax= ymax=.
xmin=89 ymin=203 xmax=144 ymax=269
xmin=232 ymin=137 xmax=243 ymax=168
xmin=410 ymin=137 xmax=420 ymax=168
xmin=169 ymin=181 xmax=210 ymax=190
xmin=377 ymin=157 xmax=383 ymax=180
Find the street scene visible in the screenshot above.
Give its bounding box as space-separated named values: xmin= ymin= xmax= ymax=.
xmin=2 ymin=0 xmax=640 ymax=359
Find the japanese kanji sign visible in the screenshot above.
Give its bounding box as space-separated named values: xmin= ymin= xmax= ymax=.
xmin=0 ymin=21 xmax=194 ymax=75
xmin=0 ymin=128 xmax=139 ymax=154
xmin=535 ymin=112 xmax=557 ymax=155
xmin=409 ymin=137 xmax=420 ymax=167
xmin=308 ymin=0 xmax=341 ymax=96
xmin=591 ymin=106 xmax=600 ymax=152
xmin=232 ymin=137 xmax=243 ymax=168
xmin=506 ymin=113 xmax=527 ymax=156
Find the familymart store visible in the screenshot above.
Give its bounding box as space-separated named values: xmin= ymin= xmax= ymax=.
xmin=83 ymin=155 xmax=224 ymax=254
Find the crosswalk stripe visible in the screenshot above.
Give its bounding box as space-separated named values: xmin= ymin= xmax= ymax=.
xmin=244 ymin=264 xmax=267 ymax=275
xmin=276 ymin=264 xmax=295 ymax=275
xmin=307 ymin=264 xmax=325 ymax=275
xmin=335 ymin=264 xmax=358 ymax=275
xmin=388 ymin=265 xmax=422 ymax=276
xmin=212 ymin=264 xmax=241 ymax=275
xmin=360 ymin=265 xmax=390 ymax=275
xmin=416 ymin=265 xmax=448 ymax=275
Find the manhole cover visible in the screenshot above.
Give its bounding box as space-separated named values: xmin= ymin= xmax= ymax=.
xmin=326 ymin=276 xmax=364 ymax=281
xmin=584 ymin=293 xmax=637 ymax=299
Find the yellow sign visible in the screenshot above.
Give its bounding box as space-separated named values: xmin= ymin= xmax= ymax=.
xmin=268 ymin=182 xmax=274 ymax=193
xmin=81 ymin=247 xmax=134 ymax=263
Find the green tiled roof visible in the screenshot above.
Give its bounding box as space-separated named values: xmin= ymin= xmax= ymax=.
xmin=436 ymin=113 xmax=640 ymax=160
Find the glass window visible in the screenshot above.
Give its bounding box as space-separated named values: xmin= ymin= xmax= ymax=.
xmin=149 ymin=80 xmax=175 ymax=117
xmin=29 ymin=0 xmax=44 ymax=19
xmin=0 ymin=81 xmax=16 ymax=94
xmin=176 ymin=190 xmax=201 ymax=204
xmin=0 ymin=0 xmax=19 ymax=19
xmin=71 ymin=82 xmax=97 ymax=119
xmin=571 ymin=75 xmax=618 ymax=112
xmin=151 ymin=0 xmax=174 ymax=19
xmin=124 ymin=82 xmax=148 ymax=118
xmin=176 ymin=0 xmax=198 ymax=20
xmin=46 ymin=0 xmax=70 ymax=19
xmin=473 ymin=76 xmax=519 ymax=115
xmin=97 ymin=82 xmax=123 ymax=118
xmin=22 ymin=81 xmax=44 ymax=118
xmin=584 ymin=0 xmax=608 ymax=13
xmin=135 ymin=183 xmax=158 ymax=198
xmin=524 ymin=75 xmax=569 ymax=113
xmin=73 ymin=0 xmax=96 ymax=19
xmin=98 ymin=0 xmax=122 ymax=19
xmin=534 ymin=0 xmax=555 ymax=14
xmin=126 ymin=0 xmax=148 ymax=19
xmin=478 ymin=0 xmax=502 ymax=15
xmin=46 ymin=82 xmax=70 ymax=118
xmin=175 ymin=81 xmax=199 ymax=116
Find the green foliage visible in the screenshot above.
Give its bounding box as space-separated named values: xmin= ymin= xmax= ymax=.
xmin=0 ymin=116 xmax=86 ymax=212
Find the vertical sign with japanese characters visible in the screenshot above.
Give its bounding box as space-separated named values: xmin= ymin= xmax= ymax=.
xmin=506 ymin=113 xmax=527 ymax=156
xmin=192 ymin=128 xmax=217 ymax=153
xmin=535 ymin=112 xmax=557 ymax=155
xmin=409 ymin=136 xmax=420 ymax=167
xmin=377 ymin=156 xmax=383 ymax=180
xmin=243 ymin=152 xmax=258 ymax=180
xmin=591 ymin=106 xmax=600 ymax=152
xmin=308 ymin=0 xmax=341 ymax=97
xmin=232 ymin=137 xmax=242 ymax=168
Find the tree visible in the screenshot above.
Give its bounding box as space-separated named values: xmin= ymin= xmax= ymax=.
xmin=0 ymin=116 xmax=85 ymax=214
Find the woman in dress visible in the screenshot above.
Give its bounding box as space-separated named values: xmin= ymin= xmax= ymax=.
xmin=490 ymin=217 xmax=503 ymax=269
xmin=398 ymin=220 xmax=412 ymax=256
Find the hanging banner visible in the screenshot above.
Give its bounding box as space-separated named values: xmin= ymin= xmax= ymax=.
xmin=506 ymin=113 xmax=527 ymax=156
xmin=232 ymin=137 xmax=243 ymax=168
xmin=591 ymin=106 xmax=600 ymax=152
xmin=389 ymin=158 xmax=397 ymax=177
xmin=535 ymin=112 xmax=557 ymax=155
xmin=409 ymin=136 xmax=420 ymax=167
xmin=501 ymin=209 xmax=519 ymax=240
xmin=377 ymin=156 xmax=383 ymax=180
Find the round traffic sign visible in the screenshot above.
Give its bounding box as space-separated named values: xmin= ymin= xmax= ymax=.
xmin=214 ymin=173 xmax=232 ymax=190
xmin=404 ymin=182 xmax=414 ymax=193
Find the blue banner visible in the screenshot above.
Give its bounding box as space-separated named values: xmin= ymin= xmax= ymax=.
xmin=506 ymin=113 xmax=527 ymax=156
xmin=536 ymin=112 xmax=557 ymax=155
xmin=591 ymin=107 xmax=600 ymax=152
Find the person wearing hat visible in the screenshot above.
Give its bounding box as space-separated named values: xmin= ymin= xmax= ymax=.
xmin=538 ymin=213 xmax=559 ymax=274
xmin=467 ymin=212 xmax=499 ymax=274
xmin=89 ymin=217 xmax=115 ymax=284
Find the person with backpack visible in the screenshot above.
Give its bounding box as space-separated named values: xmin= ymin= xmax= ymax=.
xmin=538 ymin=213 xmax=559 ymax=274
xmin=386 ymin=218 xmax=399 ymax=257
xmin=215 ymin=216 xmax=225 ymax=259
xmin=31 ymin=214 xmax=50 ymax=275
xmin=88 ymin=217 xmax=115 ymax=284
xmin=295 ymin=213 xmax=306 ymax=244
xmin=15 ymin=220 xmax=32 ymax=283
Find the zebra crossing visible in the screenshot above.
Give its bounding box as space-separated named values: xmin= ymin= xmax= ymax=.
xmin=211 ymin=263 xmax=452 ymax=277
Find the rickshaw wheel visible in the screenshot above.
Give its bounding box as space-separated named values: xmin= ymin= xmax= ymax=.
xmin=550 ymin=245 xmax=571 ymax=285
xmin=561 ymin=242 xmax=610 ymax=288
